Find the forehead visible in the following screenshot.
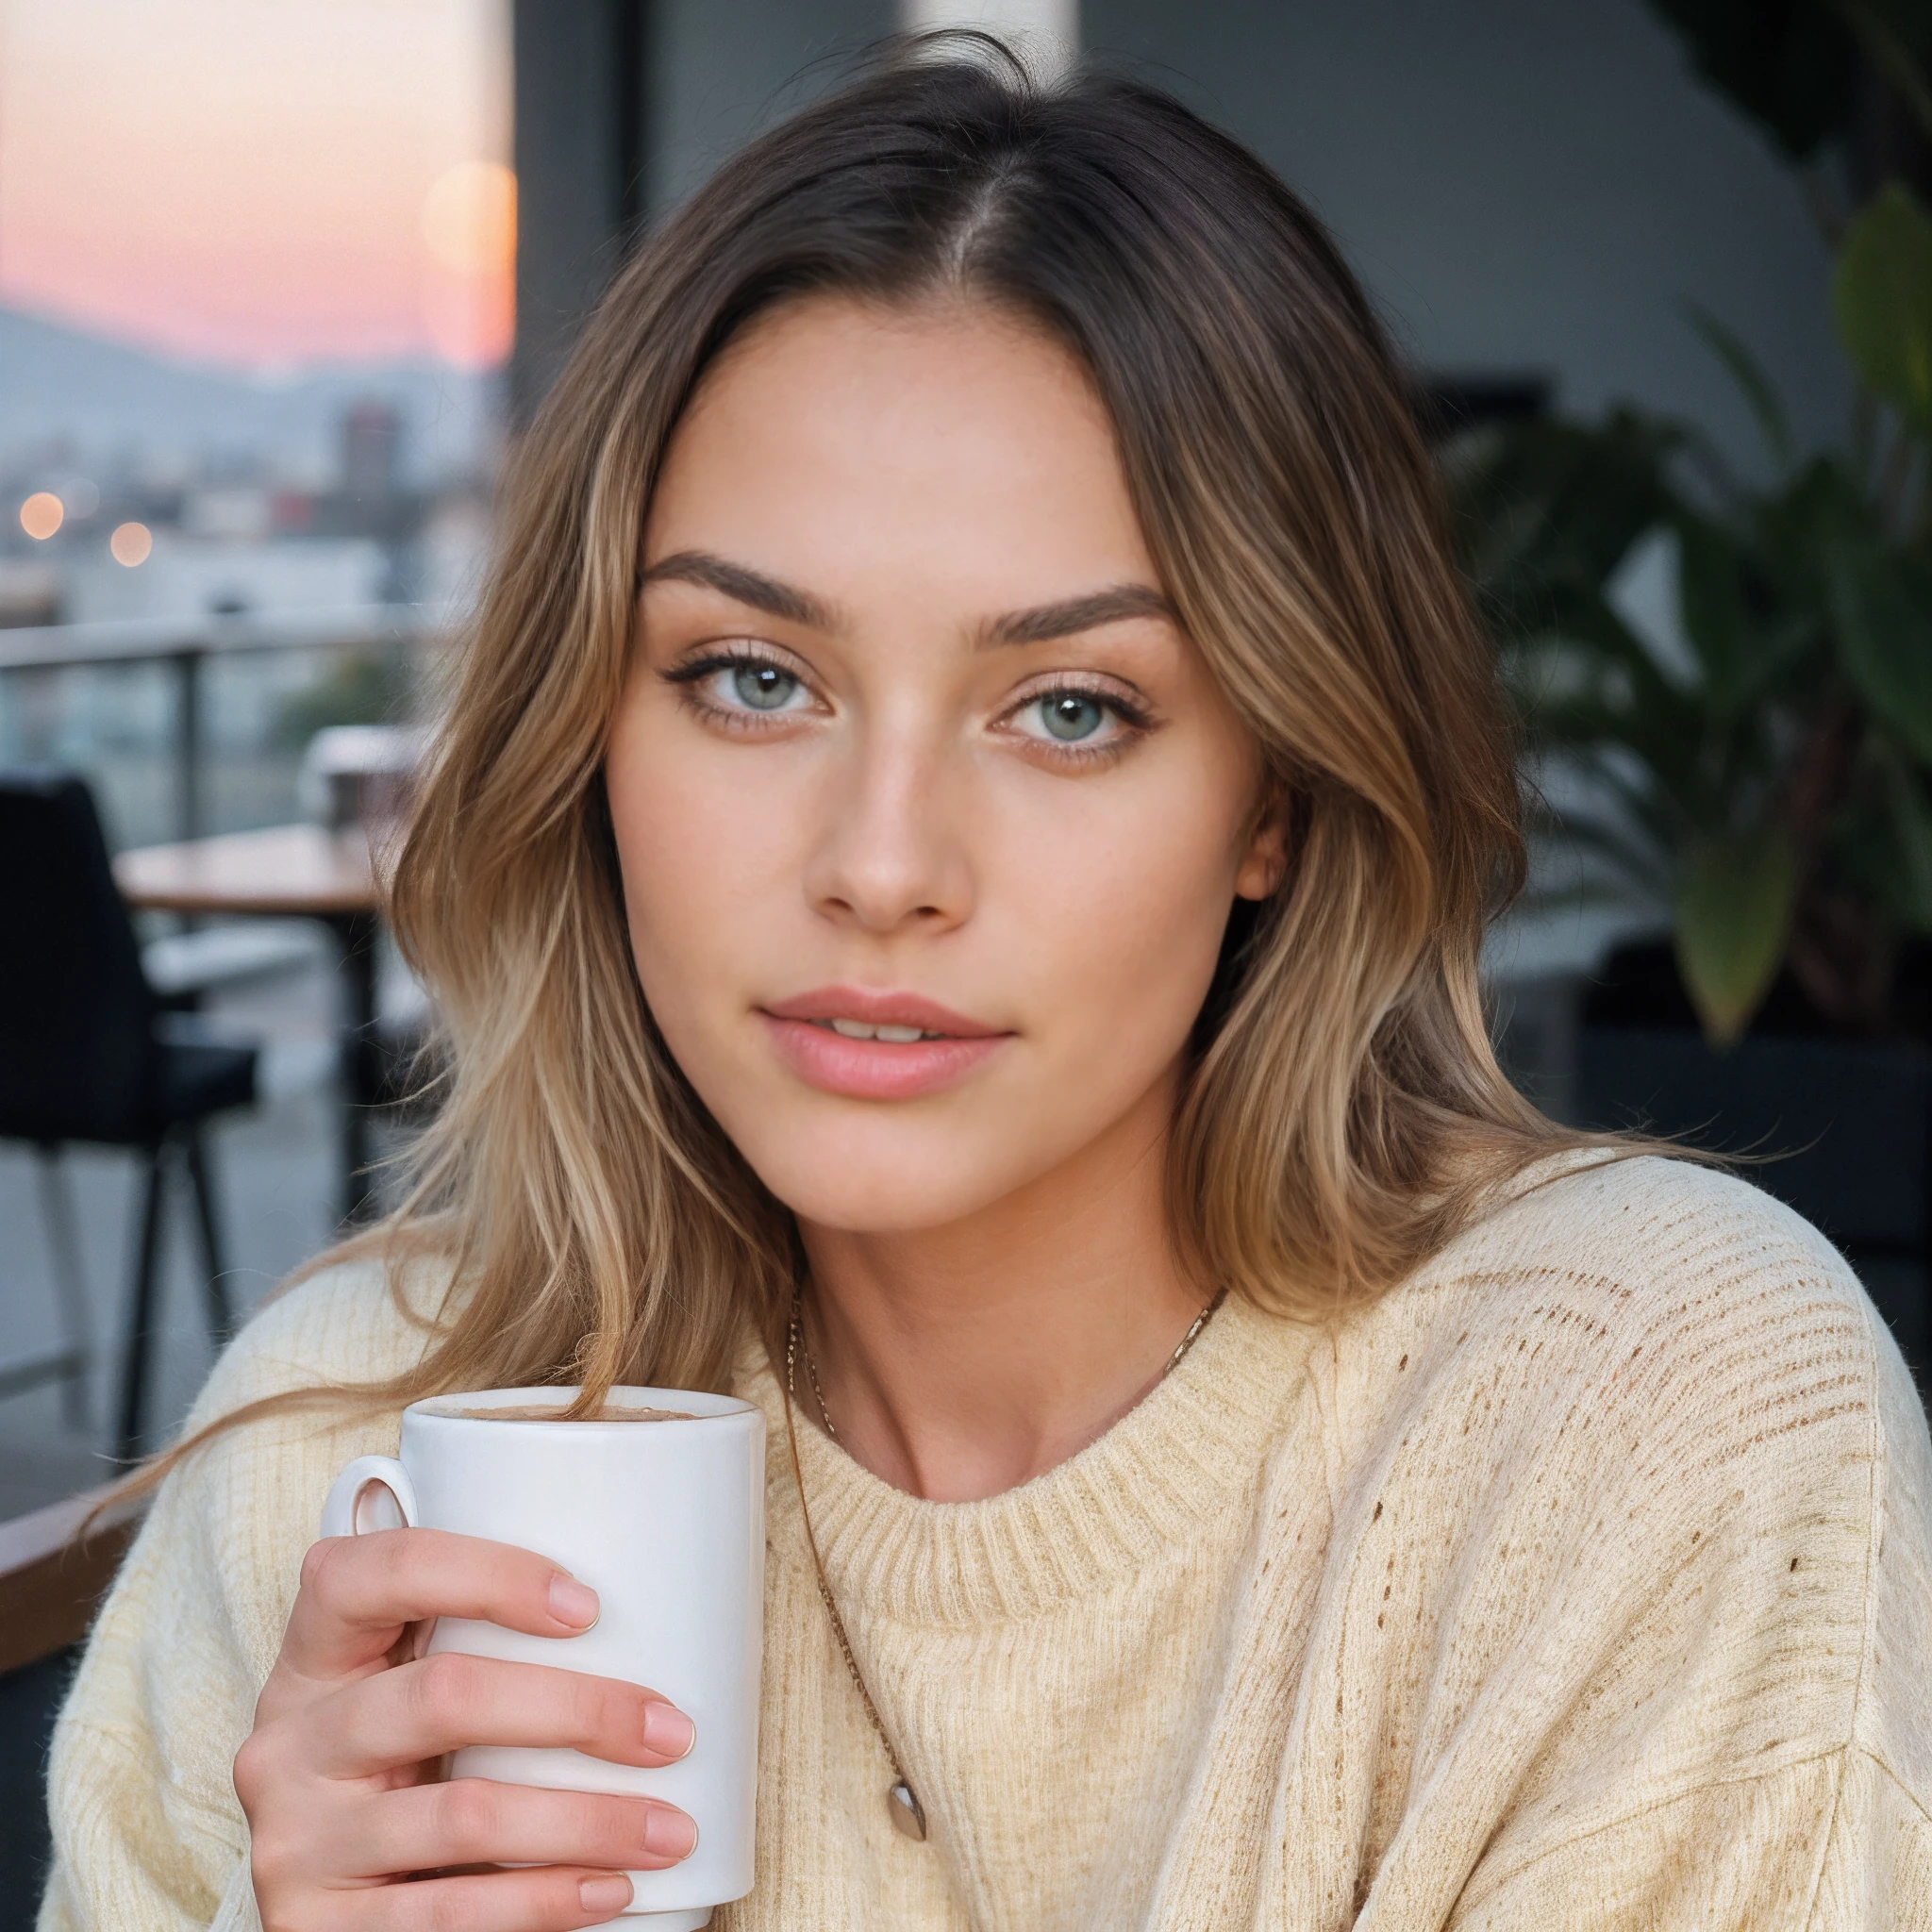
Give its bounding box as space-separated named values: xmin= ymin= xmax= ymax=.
xmin=644 ymin=294 xmax=1158 ymax=610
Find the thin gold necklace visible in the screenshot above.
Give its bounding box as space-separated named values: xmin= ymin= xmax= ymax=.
xmin=780 ymin=1281 xmax=1229 ymax=1845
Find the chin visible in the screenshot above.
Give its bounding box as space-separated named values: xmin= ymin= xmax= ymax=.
xmin=732 ymin=1124 xmax=1052 ymax=1236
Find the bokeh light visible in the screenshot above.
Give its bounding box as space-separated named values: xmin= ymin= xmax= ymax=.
xmin=420 ymin=159 xmax=516 ymax=369
xmin=109 ymin=521 xmax=153 ymax=566
xmin=421 ymin=160 xmax=516 ymax=274
xmin=20 ymin=491 xmax=64 ymax=540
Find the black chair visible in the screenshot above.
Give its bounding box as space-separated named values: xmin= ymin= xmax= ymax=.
xmin=0 ymin=772 xmax=258 ymax=1461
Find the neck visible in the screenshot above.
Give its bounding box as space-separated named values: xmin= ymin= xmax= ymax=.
xmin=793 ymin=1072 xmax=1210 ymax=1502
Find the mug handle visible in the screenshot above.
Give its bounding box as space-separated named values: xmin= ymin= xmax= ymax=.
xmin=320 ymin=1455 xmax=419 ymax=1539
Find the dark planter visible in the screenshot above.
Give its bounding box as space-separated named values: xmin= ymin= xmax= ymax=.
xmin=1574 ymin=943 xmax=1932 ymax=1383
xmin=0 ymin=1647 xmax=74 ymax=1928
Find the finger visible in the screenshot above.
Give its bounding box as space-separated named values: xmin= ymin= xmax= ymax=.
xmin=338 ymin=1865 xmax=639 ymax=1931
xmin=280 ymin=1530 xmax=602 ymax=1684
xmin=311 ymin=1653 xmax=695 ymax=1778
xmin=352 ymin=1777 xmax=697 ymax=1878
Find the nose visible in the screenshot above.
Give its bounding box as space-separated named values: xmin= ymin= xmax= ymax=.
xmin=802 ymin=715 xmax=974 ymax=936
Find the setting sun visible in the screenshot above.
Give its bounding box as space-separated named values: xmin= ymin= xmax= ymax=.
xmin=420 ymin=158 xmax=516 ymax=368
xmin=422 ymin=160 xmax=516 ymax=275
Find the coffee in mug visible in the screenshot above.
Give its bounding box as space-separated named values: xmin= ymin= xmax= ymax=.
xmin=320 ymin=1384 xmax=765 ymax=1928
xmin=424 ymin=1401 xmax=699 ymax=1423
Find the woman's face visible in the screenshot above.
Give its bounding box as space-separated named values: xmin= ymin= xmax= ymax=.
xmin=606 ymin=295 xmax=1278 ymax=1234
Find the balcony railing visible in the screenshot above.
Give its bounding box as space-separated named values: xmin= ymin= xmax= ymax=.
xmin=0 ymin=605 xmax=437 ymax=851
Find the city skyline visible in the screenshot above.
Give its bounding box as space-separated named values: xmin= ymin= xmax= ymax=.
xmin=0 ymin=0 xmax=512 ymax=373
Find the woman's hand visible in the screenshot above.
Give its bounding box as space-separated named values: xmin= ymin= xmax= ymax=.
xmin=235 ymin=1526 xmax=698 ymax=1931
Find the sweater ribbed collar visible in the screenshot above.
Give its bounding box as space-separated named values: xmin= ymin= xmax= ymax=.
xmin=741 ymin=1291 xmax=1315 ymax=1628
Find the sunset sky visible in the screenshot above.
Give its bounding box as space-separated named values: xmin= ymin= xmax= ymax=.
xmin=0 ymin=0 xmax=512 ymax=371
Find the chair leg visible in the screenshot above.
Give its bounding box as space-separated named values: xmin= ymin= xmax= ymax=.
xmin=116 ymin=1139 xmax=170 ymax=1463
xmin=33 ymin=1144 xmax=94 ymax=1430
xmin=183 ymin=1126 xmax=234 ymax=1343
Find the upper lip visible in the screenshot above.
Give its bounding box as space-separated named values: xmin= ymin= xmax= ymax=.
xmin=761 ymin=986 xmax=1006 ymax=1038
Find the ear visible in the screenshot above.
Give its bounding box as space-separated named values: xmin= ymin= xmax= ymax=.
xmin=1234 ymin=788 xmax=1289 ymax=901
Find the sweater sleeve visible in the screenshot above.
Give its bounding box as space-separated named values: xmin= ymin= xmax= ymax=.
xmin=1431 ymin=1750 xmax=1926 ymax=1928
xmin=1805 ymin=1290 xmax=1932 ymax=1930
xmin=1429 ymin=1172 xmax=1932 ymax=1931
xmin=36 ymin=1260 xmax=432 ymax=1932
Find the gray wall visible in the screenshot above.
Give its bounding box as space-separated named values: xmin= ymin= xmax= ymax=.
xmin=1081 ymin=0 xmax=1849 ymax=461
xmin=630 ymin=0 xmax=1848 ymax=461
xmin=508 ymin=0 xmax=888 ymax=417
xmin=512 ymin=0 xmax=651 ymax=421
xmin=649 ymin=0 xmax=894 ymax=215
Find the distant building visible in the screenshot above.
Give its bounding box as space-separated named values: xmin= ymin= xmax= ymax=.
xmin=310 ymin=401 xmax=419 ymax=546
xmin=341 ymin=401 xmax=402 ymax=507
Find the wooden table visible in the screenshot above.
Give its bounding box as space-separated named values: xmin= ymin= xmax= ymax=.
xmin=0 ymin=1482 xmax=143 ymax=1676
xmin=115 ymin=824 xmax=387 ymax=1219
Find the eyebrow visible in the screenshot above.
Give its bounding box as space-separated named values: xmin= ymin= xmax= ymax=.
xmin=980 ymin=584 xmax=1174 ymax=648
xmin=641 ymin=551 xmax=833 ymax=629
xmin=641 ymin=548 xmax=1174 ymax=647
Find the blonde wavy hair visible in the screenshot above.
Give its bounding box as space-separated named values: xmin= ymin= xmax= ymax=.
xmin=150 ymin=42 xmax=1595 ymax=1467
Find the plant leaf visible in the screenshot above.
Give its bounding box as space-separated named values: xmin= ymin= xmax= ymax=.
xmin=1840 ymin=1 xmax=1932 ymax=147
xmin=1832 ymin=184 xmax=1932 ymax=435
xmin=1449 ymin=411 xmax=1679 ymax=625
xmin=1687 ymin=304 xmax=1795 ymax=469
xmin=1644 ymin=0 xmax=1858 ymax=161
xmin=1873 ymin=736 xmax=1932 ymax=931
xmin=1828 ymin=537 xmax=1932 ymax=765
xmin=1674 ymin=513 xmax=1759 ymax=709
xmin=1673 ymin=829 xmax=1797 ymax=1046
xmin=1548 ymin=815 xmax=1673 ymax=894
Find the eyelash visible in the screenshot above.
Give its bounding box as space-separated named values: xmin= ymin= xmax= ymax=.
xmin=660 ymin=648 xmax=812 ymax=735
xmin=659 ymin=646 xmax=1157 ymax=763
xmin=1012 ymin=678 xmax=1155 ymax=765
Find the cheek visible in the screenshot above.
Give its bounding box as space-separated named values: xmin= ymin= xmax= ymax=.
xmin=989 ymin=774 xmax=1243 ymax=1075
xmin=602 ymin=700 xmax=788 ymax=1045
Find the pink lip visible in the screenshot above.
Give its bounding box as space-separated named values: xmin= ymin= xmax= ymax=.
xmin=759 ymin=985 xmax=1011 ymax=1100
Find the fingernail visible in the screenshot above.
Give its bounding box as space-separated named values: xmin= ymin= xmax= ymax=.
xmin=644 ymin=1807 xmax=699 ymax=1860
xmin=549 ymin=1574 xmax=600 ymax=1630
xmin=641 ymin=1701 xmax=696 ymax=1760
xmin=579 ymin=1873 xmax=633 ymax=1915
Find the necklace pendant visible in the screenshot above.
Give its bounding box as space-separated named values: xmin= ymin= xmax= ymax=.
xmin=889 ymin=1780 xmax=927 ymax=1841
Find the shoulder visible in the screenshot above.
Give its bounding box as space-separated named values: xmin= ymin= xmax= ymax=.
xmin=1343 ymin=1152 xmax=1911 ymax=1543
xmin=102 ymin=1246 xmax=458 ymax=1683
xmin=186 ymin=1242 xmax=458 ymax=1425
xmin=1309 ymin=1154 xmax=1931 ymax=1771
xmin=43 ymin=1250 xmax=458 ymax=1909
xmin=1431 ymin=1150 xmax=1881 ymax=1397
xmin=1459 ymin=1147 xmax=1857 ymax=1303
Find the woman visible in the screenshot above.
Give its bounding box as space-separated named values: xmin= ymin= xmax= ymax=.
xmin=41 ymin=45 xmax=1932 ymax=1932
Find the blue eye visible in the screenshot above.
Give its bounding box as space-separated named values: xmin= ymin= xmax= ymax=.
xmin=1042 ymin=695 xmax=1105 ymax=738
xmin=1038 ymin=692 xmax=1105 ymax=741
xmin=1006 ymin=685 xmax=1148 ymax=755
xmin=732 ymin=663 xmax=798 ymax=710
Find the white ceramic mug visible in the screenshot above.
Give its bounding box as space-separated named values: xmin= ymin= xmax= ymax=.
xmin=319 ymin=1385 xmax=766 ymax=1928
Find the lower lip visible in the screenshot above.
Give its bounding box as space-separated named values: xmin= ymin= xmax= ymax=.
xmin=760 ymin=1016 xmax=1009 ymax=1099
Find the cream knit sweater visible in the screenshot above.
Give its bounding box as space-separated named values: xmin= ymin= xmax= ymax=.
xmin=37 ymin=1155 xmax=1932 ymax=1930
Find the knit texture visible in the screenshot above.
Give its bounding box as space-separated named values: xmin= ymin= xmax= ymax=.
xmin=37 ymin=1155 xmax=1932 ymax=1929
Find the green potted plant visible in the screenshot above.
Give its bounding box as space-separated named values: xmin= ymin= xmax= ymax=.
xmin=1455 ymin=0 xmax=1932 ymax=1356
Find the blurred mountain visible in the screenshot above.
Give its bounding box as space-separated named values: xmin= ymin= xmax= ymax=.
xmin=0 ymin=306 xmax=501 ymax=488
